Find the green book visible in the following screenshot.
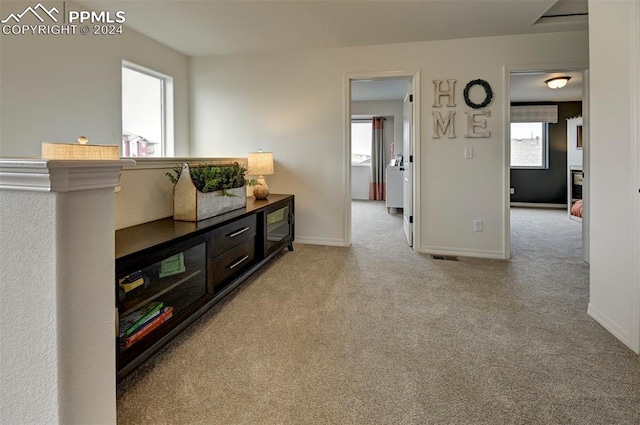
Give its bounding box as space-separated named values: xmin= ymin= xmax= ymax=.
xmin=159 ymin=253 xmax=185 ymax=278
xmin=119 ymin=302 xmax=164 ymax=337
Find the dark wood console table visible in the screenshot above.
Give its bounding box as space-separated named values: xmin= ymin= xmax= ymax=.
xmin=115 ymin=194 xmax=294 ymax=381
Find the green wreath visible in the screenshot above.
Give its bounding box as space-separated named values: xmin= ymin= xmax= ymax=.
xmin=463 ymin=79 xmax=493 ymax=109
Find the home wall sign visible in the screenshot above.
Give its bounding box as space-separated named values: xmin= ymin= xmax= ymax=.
xmin=432 ymin=78 xmax=493 ymax=139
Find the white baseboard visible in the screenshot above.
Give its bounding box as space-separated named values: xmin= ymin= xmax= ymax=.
xmin=510 ymin=202 xmax=567 ymax=209
xmin=587 ymin=303 xmax=633 ymax=349
xmin=418 ymin=245 xmax=505 ymax=259
xmin=295 ymin=236 xmax=345 ymax=247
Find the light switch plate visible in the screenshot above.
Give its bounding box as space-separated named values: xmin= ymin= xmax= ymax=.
xmin=464 ymin=147 xmax=473 ymax=159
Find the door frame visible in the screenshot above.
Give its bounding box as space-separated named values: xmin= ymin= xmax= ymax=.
xmin=502 ymin=61 xmax=589 ymax=259
xmin=631 ymin=0 xmax=640 ymax=353
xmin=343 ymin=71 xmax=421 ymax=249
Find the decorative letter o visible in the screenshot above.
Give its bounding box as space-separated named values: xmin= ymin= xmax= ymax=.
xmin=463 ymin=79 xmax=493 ymax=109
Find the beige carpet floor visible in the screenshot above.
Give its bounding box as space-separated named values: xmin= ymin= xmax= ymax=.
xmin=117 ymin=202 xmax=640 ymax=424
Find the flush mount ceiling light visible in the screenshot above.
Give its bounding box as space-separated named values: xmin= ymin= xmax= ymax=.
xmin=545 ymin=76 xmax=571 ymax=89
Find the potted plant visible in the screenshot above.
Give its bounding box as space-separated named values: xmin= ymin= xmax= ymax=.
xmin=166 ymin=162 xmax=256 ymax=221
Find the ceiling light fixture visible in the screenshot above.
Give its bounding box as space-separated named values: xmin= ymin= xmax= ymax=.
xmin=545 ymin=76 xmax=571 ymax=89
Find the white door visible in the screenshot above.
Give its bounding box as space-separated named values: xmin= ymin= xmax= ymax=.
xmin=402 ymin=91 xmax=413 ymax=246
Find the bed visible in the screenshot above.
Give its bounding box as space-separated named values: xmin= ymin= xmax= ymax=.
xmin=571 ymin=199 xmax=583 ymax=218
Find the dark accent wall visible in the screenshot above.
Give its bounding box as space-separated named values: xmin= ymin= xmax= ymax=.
xmin=510 ymin=101 xmax=582 ymax=204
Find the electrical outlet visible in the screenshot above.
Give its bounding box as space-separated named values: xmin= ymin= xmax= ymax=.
xmin=474 ymin=220 xmax=483 ymax=232
xmin=510 ymin=188 xmax=515 ymax=194
xmin=464 ymin=147 xmax=473 ymax=159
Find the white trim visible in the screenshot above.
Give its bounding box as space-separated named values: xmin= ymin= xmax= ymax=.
xmin=0 ymin=159 xmax=135 ymax=192
xmin=344 ymin=71 xmax=421 ymax=251
xmin=413 ymin=71 xmax=422 ymax=251
xmin=510 ymin=202 xmax=567 ymax=209
xmin=421 ymin=245 xmax=504 ymax=260
xmin=121 ymin=157 xmax=247 ymax=170
xmin=503 ymin=66 xmax=512 ymax=260
xmin=343 ymin=74 xmax=352 ymax=247
xmin=122 ymin=60 xmax=172 ymax=80
xmin=630 ymin=0 xmax=640 ymax=353
xmin=295 ymin=236 xmax=345 ymax=247
xmin=122 ymin=60 xmax=174 ymax=158
xmin=582 ymin=71 xmax=590 ymax=264
xmin=588 ymin=303 xmax=632 ymax=348
xmin=503 ymin=61 xmax=590 ymax=261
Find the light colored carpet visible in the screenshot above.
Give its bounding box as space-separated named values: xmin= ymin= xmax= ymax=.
xmin=117 ymin=202 xmax=640 ymax=424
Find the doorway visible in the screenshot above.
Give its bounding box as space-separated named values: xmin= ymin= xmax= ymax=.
xmin=344 ymin=72 xmax=420 ymax=249
xmin=506 ymin=65 xmax=589 ymax=261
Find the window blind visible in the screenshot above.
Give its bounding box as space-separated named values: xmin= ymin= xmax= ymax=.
xmin=510 ymin=105 xmax=558 ymax=123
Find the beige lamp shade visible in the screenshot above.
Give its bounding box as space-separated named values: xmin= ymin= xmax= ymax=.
xmin=247 ymin=151 xmax=274 ymax=200
xmin=247 ymin=151 xmax=274 ymax=176
xmin=42 ymin=137 xmax=121 ymax=191
xmin=42 ymin=137 xmax=119 ymax=160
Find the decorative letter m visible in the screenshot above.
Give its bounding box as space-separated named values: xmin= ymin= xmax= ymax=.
xmin=433 ymin=111 xmax=456 ymax=139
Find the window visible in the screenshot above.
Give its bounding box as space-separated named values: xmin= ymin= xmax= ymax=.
xmin=351 ymin=120 xmax=372 ymax=166
xmin=122 ymin=62 xmax=173 ymax=157
xmin=510 ymin=122 xmax=548 ymax=169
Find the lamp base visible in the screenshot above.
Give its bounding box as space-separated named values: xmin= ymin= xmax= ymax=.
xmin=253 ymin=176 xmax=270 ymax=200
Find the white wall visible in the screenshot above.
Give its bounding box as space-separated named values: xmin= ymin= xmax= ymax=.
xmin=0 ymin=1 xmax=190 ymax=157
xmin=1 ymin=191 xmax=59 ymax=424
xmin=587 ymin=0 xmax=640 ymax=352
xmin=190 ymin=31 xmax=589 ymax=253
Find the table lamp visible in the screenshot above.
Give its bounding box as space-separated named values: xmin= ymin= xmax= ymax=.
xmin=247 ymin=151 xmax=274 ymax=200
xmin=42 ymin=136 xmax=121 ymax=191
xmin=42 ymin=136 xmax=119 ymax=160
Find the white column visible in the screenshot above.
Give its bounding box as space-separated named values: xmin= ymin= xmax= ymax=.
xmin=0 ymin=159 xmax=134 ymax=425
xmin=588 ymin=0 xmax=640 ymax=353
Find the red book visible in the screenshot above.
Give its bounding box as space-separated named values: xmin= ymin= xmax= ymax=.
xmin=120 ymin=307 xmax=173 ymax=350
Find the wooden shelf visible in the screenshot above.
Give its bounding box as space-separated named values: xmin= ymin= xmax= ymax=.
xmin=120 ymin=269 xmax=202 ymax=317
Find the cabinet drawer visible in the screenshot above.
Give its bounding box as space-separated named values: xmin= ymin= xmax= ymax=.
xmin=210 ymin=215 xmax=257 ymax=258
xmin=212 ymin=239 xmax=256 ymax=289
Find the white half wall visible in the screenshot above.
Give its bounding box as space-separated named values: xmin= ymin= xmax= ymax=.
xmin=0 ymin=159 xmax=130 ymax=425
xmin=190 ymin=31 xmax=589 ymax=253
xmin=115 ymin=157 xmax=246 ymax=230
xmin=587 ymin=0 xmax=640 ymax=353
xmin=0 ymin=1 xmax=190 ymax=157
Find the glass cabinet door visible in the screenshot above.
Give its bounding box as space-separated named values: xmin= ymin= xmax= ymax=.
xmin=117 ymin=242 xmax=208 ymax=353
xmin=265 ymin=204 xmax=291 ymax=255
